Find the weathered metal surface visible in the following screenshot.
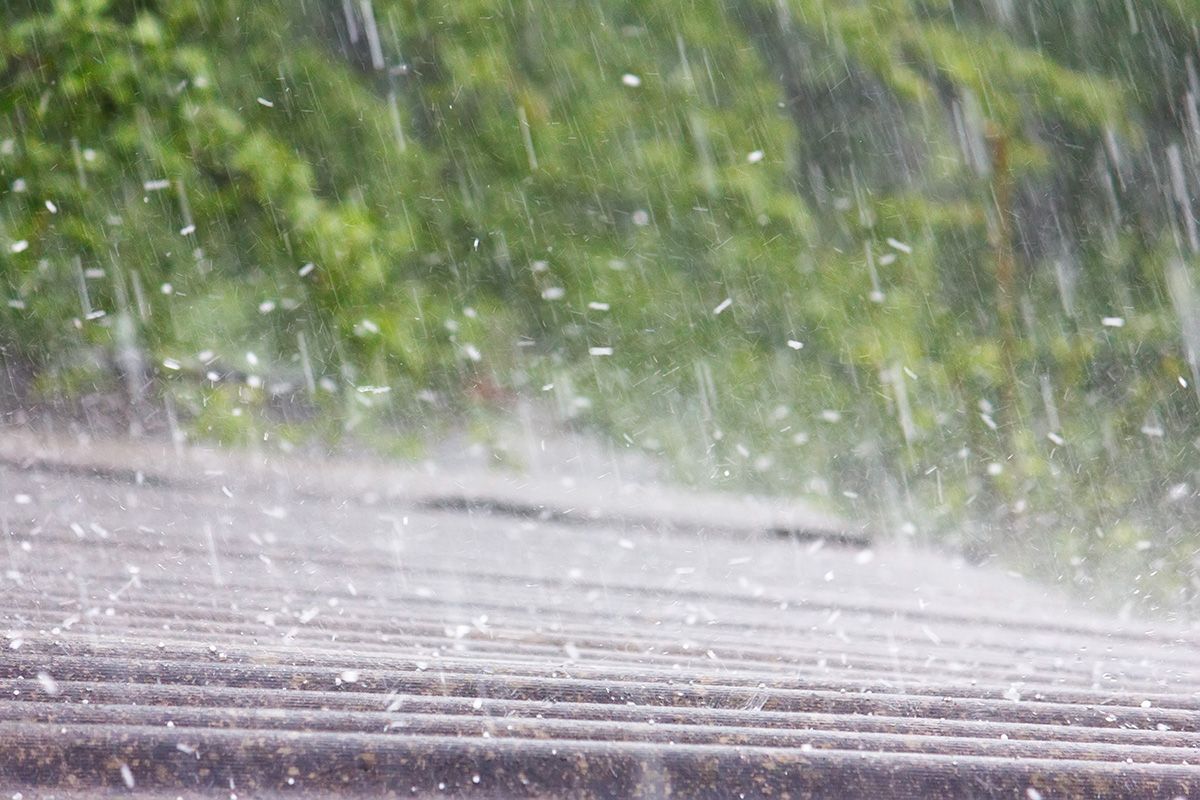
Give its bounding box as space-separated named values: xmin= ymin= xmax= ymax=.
xmin=0 ymin=431 xmax=855 ymax=542
xmin=0 ymin=435 xmax=1198 ymax=797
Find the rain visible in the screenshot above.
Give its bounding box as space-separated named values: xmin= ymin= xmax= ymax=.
xmin=3 ymin=0 xmax=1200 ymax=797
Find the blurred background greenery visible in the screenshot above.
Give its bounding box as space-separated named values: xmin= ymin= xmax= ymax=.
xmin=5 ymin=0 xmax=1200 ymax=611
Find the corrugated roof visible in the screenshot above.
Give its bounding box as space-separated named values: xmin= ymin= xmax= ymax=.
xmin=1 ymin=437 xmax=1197 ymax=797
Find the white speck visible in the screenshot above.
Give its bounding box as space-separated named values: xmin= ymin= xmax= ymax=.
xmin=787 ymin=340 xmax=804 ymax=350
xmin=1004 ymin=685 xmax=1023 ymax=702
xmin=618 ymin=538 xmax=635 ymax=550
xmin=463 ymin=344 xmax=482 ymax=362
xmin=180 ymin=224 xmax=195 ymax=236
xmin=1047 ymin=432 xmax=1065 ymax=446
xmin=258 ymin=301 xmax=275 ymax=314
xmin=11 ymin=178 xmax=26 ymax=192
xmin=44 ymin=200 xmax=57 ymax=214
xmin=541 ymin=287 xmax=565 ymax=300
xmin=7 ymin=299 xmax=25 ymax=309
xmin=1025 ymin=788 xmax=1042 ymax=800
xmin=1102 ymin=316 xmax=1125 ymax=328
xmin=747 ymin=150 xmax=764 ymax=163
xmin=299 ymin=262 xmax=315 ymax=277
xmin=587 ymin=301 xmax=610 ymax=311
xmin=563 ymin=642 xmax=582 ymax=660
xmin=36 ymin=672 xmax=59 ymax=696
xmin=621 ymin=73 xmax=641 ymax=87
xmin=713 ymin=297 xmax=733 ymax=315
xmin=878 ymin=253 xmax=897 ymax=266
xmin=245 ymin=351 xmax=259 ymax=366
xmin=854 ymin=550 xmax=875 ymax=565
xmin=356 ymin=319 xmax=380 ymax=335
xmin=9 ymin=240 xmax=28 ymax=253
xmin=339 ymin=669 xmax=360 ymax=684
xmin=257 ymin=97 xmax=275 ymax=108
xmin=1180 ymin=376 xmax=1190 ymax=388
xmin=160 ymin=283 xmax=174 ymax=295
xmin=588 ymin=346 xmax=613 ymax=356
xmin=162 ymin=358 xmax=182 ymax=371
xmin=886 ymin=237 xmax=912 ymax=254
xmin=820 ymin=409 xmax=842 ymax=423
xmin=823 ymin=571 xmax=834 ymax=582
xmin=632 ymin=209 xmax=650 ymax=226
xmin=987 ymin=462 xmax=1004 ymax=476
xmin=1141 ymin=425 xmax=1165 ymax=438
xmin=143 ymin=179 xmax=170 ymax=191
xmin=14 ymin=494 xmax=32 ymax=505
xmin=119 ymin=763 xmax=135 ymax=789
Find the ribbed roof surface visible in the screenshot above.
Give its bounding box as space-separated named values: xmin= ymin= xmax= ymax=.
xmin=1 ymin=436 xmax=1198 ymax=798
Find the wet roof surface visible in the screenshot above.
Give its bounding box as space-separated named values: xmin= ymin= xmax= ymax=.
xmin=1 ymin=436 xmax=1198 ymax=798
